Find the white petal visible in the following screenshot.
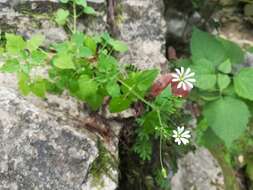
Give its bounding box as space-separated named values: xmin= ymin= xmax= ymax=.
xmin=175 ymin=68 xmax=181 ymax=75
xmin=185 ymin=80 xmax=193 ymax=88
xmin=177 ymin=81 xmax=183 ymax=89
xmin=180 ymin=67 xmax=185 ymax=75
xmin=182 ymin=82 xmax=187 ymax=91
xmin=181 ymin=130 xmax=191 ymax=138
xmin=172 ymin=78 xmax=180 ymax=82
xmin=182 ymin=134 xmax=191 ymax=139
xmin=185 ymin=73 xmax=195 ymax=79
xmin=178 ymin=126 xmax=184 ymax=134
xmin=175 ymin=138 xmax=181 ymax=145
xmin=181 ymin=138 xmax=189 ymax=145
xmin=171 ymin=73 xmax=179 ymax=78
xmin=182 ymin=130 xmax=190 ymax=135
xmin=173 ymin=131 xmax=179 ymax=138
xmin=185 ymin=68 xmax=191 ymax=76
xmin=186 ymin=78 xmax=196 ymax=83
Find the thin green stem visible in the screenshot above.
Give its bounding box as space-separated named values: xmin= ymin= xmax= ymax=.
xmin=118 ymin=78 xmax=166 ymax=172
xmin=157 ymin=111 xmax=164 ymax=170
xmin=73 ymin=2 xmax=77 ymax=34
xmin=117 ymin=79 xmax=156 ymax=110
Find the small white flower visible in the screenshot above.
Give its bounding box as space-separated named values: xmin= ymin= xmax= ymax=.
xmin=172 ymin=67 xmax=196 ymax=90
xmin=172 ymin=126 xmax=191 ymax=145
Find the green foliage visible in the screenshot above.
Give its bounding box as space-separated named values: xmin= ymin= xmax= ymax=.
xmin=190 ymin=59 xmax=216 ymax=90
xmin=2 ymin=1 xmax=253 ymax=188
xmin=55 ymin=9 xmax=70 ymax=26
xmin=191 ymin=28 xmax=226 ymax=65
xmin=217 ymin=74 xmax=230 ymax=91
xmin=187 ymin=28 xmax=253 ymax=150
xmin=0 ymin=29 xmax=175 ymax=166
xmin=203 ymin=97 xmax=250 ymax=147
xmin=5 ymin=33 xmax=26 ymax=54
xmin=218 ymin=59 xmax=232 ymax=74
xmin=0 ymin=2 xmax=192 ymax=190
xmin=26 ymin=34 xmax=45 ymax=52
xmin=234 ymin=68 xmax=253 ymax=101
xmin=133 ymin=88 xmax=183 ymax=161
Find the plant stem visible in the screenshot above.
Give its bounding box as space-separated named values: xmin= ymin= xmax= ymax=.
xmin=157 ymin=111 xmax=165 ymax=170
xmin=73 ymin=2 xmax=77 ymax=34
xmin=118 ymin=78 xmax=166 ymax=172
xmin=117 ymin=79 xmax=156 ymax=110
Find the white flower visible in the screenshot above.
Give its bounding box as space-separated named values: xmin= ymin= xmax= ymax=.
xmin=172 ymin=67 xmax=196 ymax=90
xmin=172 ymin=126 xmax=191 ymax=145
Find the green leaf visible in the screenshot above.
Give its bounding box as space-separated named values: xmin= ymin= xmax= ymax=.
xmin=220 ymin=38 xmax=244 ymax=65
xmin=26 ymin=34 xmax=45 ymax=52
xmin=106 ymin=81 xmax=121 ymax=97
xmin=154 ymin=87 xmax=182 ymax=114
xmin=109 ymin=96 xmax=131 ymax=113
xmin=199 ymin=91 xmax=220 ymax=101
xmin=55 ymin=9 xmax=69 ymax=26
xmin=137 ymin=69 xmax=159 ymax=91
xmin=60 ymin=0 xmax=69 ymax=3
xmin=0 ymin=59 xmax=19 ymax=73
xmin=52 ymin=41 xmax=71 ymax=53
xmin=191 ymin=59 xmax=216 ymax=90
xmin=5 ymin=33 xmax=26 ymax=54
xmin=218 ymin=59 xmax=232 ymax=74
xmin=71 ymin=32 xmax=85 ymax=47
xmin=76 ymin=0 xmax=87 ymax=7
xmin=85 ymin=93 xmax=104 ymax=110
xmin=77 ymin=75 xmax=98 ymax=99
xmin=98 ymin=53 xmax=118 ymax=72
xmin=141 ymin=111 xmax=159 ymax=134
xmin=83 ymin=6 xmax=97 ymax=15
xmin=78 ymin=46 xmax=93 ymax=58
xmin=234 ymin=68 xmax=253 ymax=100
xmin=133 ymin=137 xmax=152 ymax=161
xmin=191 ymin=28 xmax=226 ymax=65
xmin=84 ymin=36 xmax=97 ymax=53
xmin=247 ymin=46 xmax=253 ymax=53
xmin=53 ymin=53 xmax=75 ymax=69
xmin=30 ymin=79 xmax=46 ymax=98
xmin=122 ymin=69 xmax=158 ymax=100
xmin=18 ymin=72 xmax=30 ymax=95
xmin=217 ymin=74 xmax=230 ymax=91
xmin=30 ymin=50 xmax=47 ymax=65
xmin=109 ymin=40 xmax=128 ymax=52
xmin=203 ymin=97 xmax=250 ymax=147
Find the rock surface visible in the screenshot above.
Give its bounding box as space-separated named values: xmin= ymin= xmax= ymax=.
xmin=0 ymin=87 xmax=118 ymax=190
xmin=0 ymin=0 xmax=67 ymax=45
xmin=0 ymin=87 xmax=95 ymax=189
xmin=171 ymin=148 xmax=224 ymax=190
xmin=118 ymin=0 xmax=167 ymax=70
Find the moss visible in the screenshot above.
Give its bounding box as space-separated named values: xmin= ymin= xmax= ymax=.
xmin=89 ymin=140 xmax=118 ymax=189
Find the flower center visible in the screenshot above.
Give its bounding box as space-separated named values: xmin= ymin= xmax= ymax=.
xmin=179 ymin=75 xmax=185 ymax=81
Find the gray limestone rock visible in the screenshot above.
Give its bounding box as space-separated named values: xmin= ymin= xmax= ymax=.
xmin=0 ymin=87 xmax=96 ymax=189
xmin=118 ymin=0 xmax=167 ymax=70
xmin=0 ymin=87 xmax=118 ymax=190
xmin=0 ymin=0 xmax=67 ymax=45
xmin=171 ymin=148 xmax=224 ymax=190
